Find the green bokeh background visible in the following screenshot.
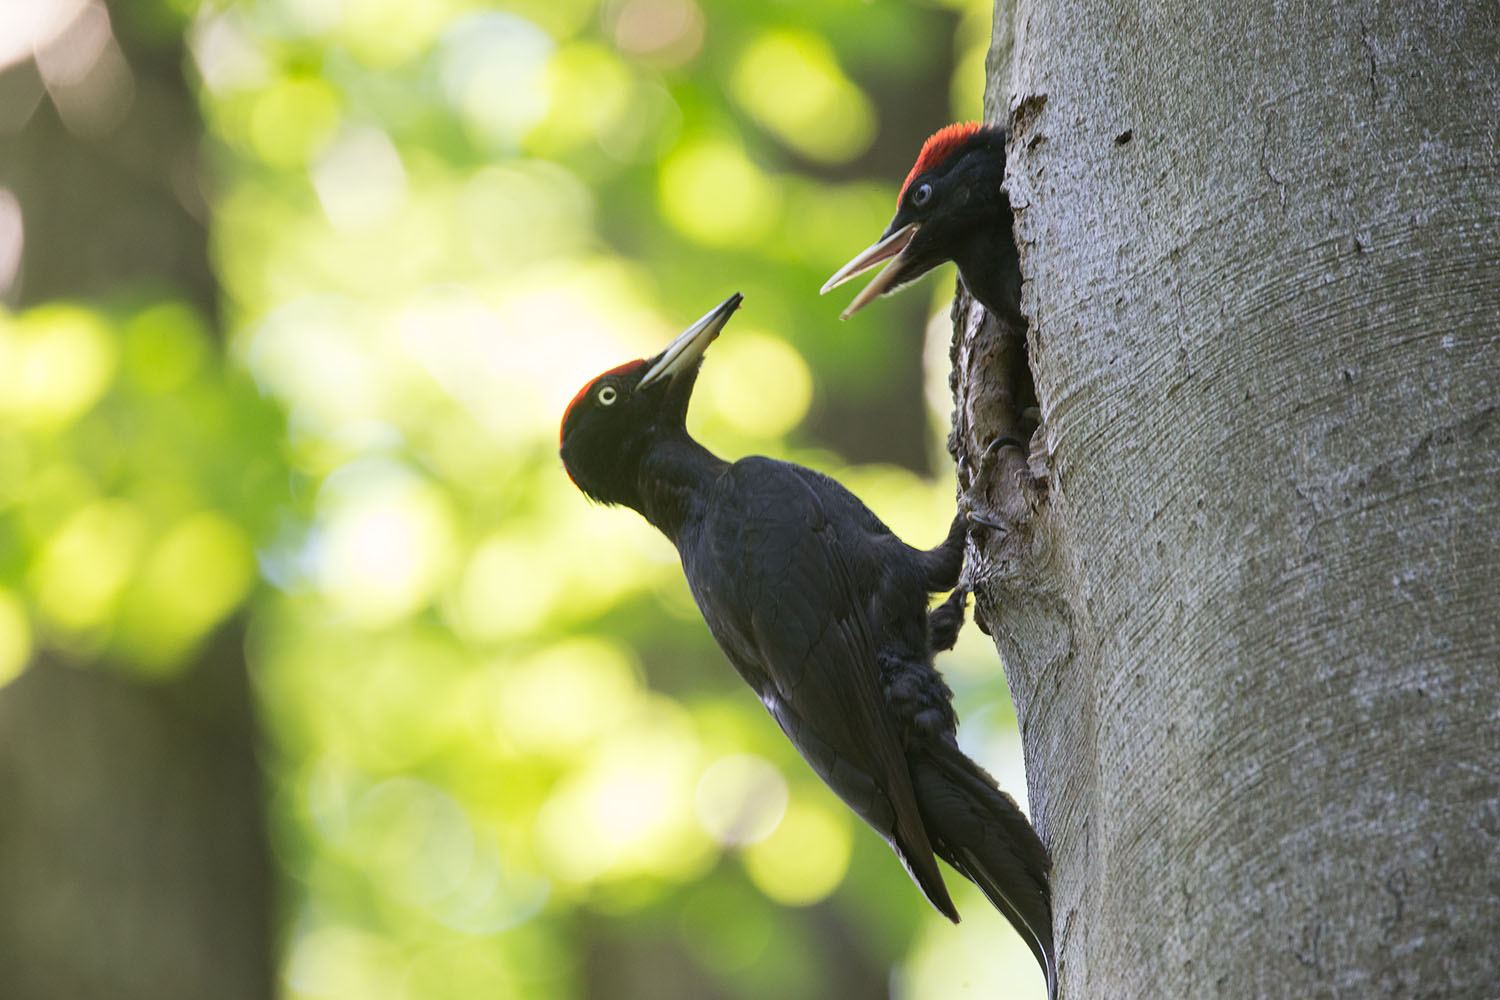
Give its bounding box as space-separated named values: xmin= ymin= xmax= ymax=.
xmin=0 ymin=1 xmax=1040 ymax=996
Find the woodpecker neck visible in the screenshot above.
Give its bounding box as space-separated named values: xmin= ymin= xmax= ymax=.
xmin=954 ymin=221 xmax=1025 ymax=331
xmin=635 ymin=434 xmax=726 ymax=540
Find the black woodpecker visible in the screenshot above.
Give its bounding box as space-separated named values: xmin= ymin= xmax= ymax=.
xmin=559 ymin=294 xmax=1055 ymax=997
xmin=822 ymin=122 xmax=1023 ymax=330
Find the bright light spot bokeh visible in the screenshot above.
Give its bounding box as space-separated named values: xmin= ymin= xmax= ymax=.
xmin=487 ymin=639 xmax=640 ymax=756
xmin=452 ymin=511 xmax=667 ymax=641
xmin=695 ymin=329 xmax=812 ymax=439
xmin=659 ymin=139 xmax=780 ymax=247
xmin=285 ymin=924 xmax=405 ymax=1000
xmin=457 ymin=161 xmax=592 ymax=272
xmin=0 ymin=188 xmax=22 ymax=294
xmin=610 ymin=0 xmax=704 ymax=65
xmin=894 ymin=885 xmax=1048 ymax=1000
xmin=741 ymin=796 xmax=852 ymax=907
xmin=333 ymin=0 xmax=457 ymax=69
xmin=534 ymin=700 xmax=712 ymax=885
xmin=249 ymin=76 xmax=340 ymax=167
xmin=0 ymin=304 xmax=116 ymax=431
xmin=118 ymin=512 xmax=256 ymax=669
xmin=345 ymin=778 xmax=475 ymax=907
xmin=247 ymin=297 xmax=389 ymax=433
xmin=314 ymin=462 xmax=455 ymax=626
xmin=732 ymin=31 xmax=875 ymax=164
xmin=440 ymin=13 xmax=554 ymax=149
xmin=0 ymin=588 xmax=32 ymax=686
xmin=694 ymin=753 xmax=789 ymax=846
xmin=314 ymin=127 xmax=408 ymax=232
xmin=190 ymin=9 xmax=269 ymax=94
xmin=535 ymin=42 xmax=637 ymax=153
xmin=32 ymin=500 xmax=146 ymax=631
xmin=122 ymin=302 xmax=208 ymax=394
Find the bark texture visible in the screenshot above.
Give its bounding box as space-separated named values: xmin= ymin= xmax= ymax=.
xmin=956 ymin=1 xmax=1500 ymax=996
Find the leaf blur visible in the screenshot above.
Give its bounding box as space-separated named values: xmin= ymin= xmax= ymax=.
xmin=0 ymin=0 xmax=1043 ymax=997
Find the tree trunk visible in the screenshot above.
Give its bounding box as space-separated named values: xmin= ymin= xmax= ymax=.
xmin=958 ymin=1 xmax=1500 ymax=996
xmin=0 ymin=6 xmax=273 ymax=998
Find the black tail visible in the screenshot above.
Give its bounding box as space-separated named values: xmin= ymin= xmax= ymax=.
xmin=909 ymin=738 xmax=1056 ymax=1000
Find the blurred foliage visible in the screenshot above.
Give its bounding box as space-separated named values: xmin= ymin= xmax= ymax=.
xmin=0 ymin=298 xmax=281 ymax=676
xmin=1 ymin=0 xmax=1043 ymax=997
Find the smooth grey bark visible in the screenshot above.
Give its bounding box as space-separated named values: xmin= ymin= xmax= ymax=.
xmin=954 ymin=1 xmax=1500 ymax=997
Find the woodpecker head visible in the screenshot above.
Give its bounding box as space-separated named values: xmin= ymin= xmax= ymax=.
xmin=560 ymin=293 xmax=741 ymax=508
xmin=822 ymin=123 xmax=1008 ymax=319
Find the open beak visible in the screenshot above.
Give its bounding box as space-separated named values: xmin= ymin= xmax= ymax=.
xmin=820 ymin=222 xmax=919 ymax=319
xmin=637 ymin=292 xmax=743 ymax=389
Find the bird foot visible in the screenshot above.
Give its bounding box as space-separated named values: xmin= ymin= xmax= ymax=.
xmin=972 ymin=435 xmax=1026 ymax=481
xmin=958 ymin=435 xmax=1027 ymax=534
xmin=964 ymin=506 xmax=1011 ymax=532
xmin=927 ymin=586 xmax=968 ymax=653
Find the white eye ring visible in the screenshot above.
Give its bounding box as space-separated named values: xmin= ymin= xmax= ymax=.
xmin=596 ymin=385 xmax=618 ymax=406
xmin=912 ymin=182 xmax=934 ymax=207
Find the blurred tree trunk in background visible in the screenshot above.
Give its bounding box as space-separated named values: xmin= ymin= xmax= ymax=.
xmin=959 ymin=0 xmax=1500 ymax=996
xmin=0 ymin=5 xmax=273 ymax=999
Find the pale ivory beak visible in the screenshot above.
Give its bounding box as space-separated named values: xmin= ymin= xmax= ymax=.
xmin=819 ymin=222 xmax=919 ymax=319
xmin=637 ymin=292 xmax=743 ymax=388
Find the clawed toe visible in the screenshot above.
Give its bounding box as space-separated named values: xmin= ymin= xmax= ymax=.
xmin=981 ymin=435 xmax=1026 ymax=461
xmin=963 ymin=505 xmax=1011 ymax=533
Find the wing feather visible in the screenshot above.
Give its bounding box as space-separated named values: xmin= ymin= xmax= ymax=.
xmin=681 ymin=457 xmax=956 ymax=919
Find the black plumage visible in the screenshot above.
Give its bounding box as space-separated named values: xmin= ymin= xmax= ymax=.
xmin=822 ymin=122 xmax=1023 ymax=330
xmin=559 ymin=294 xmax=1054 ymax=996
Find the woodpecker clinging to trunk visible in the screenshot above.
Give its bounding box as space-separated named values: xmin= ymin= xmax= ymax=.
xmin=822 ymin=122 xmax=1022 ymax=329
xmin=560 ymin=295 xmax=1055 ymax=998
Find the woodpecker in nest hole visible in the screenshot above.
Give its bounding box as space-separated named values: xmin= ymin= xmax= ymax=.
xmin=823 ymin=122 xmax=1023 ymax=330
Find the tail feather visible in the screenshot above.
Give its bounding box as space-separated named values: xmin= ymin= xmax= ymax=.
xmin=955 ymin=845 xmax=1057 ymax=1000
xmin=910 ymin=739 xmax=1055 ymax=999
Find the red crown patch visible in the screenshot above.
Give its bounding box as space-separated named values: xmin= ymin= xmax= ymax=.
xmin=899 ymin=121 xmax=986 ymax=200
xmin=560 ymin=358 xmax=645 ymax=447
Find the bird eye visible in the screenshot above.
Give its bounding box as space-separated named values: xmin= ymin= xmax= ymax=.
xmin=912 ymin=182 xmax=934 ymax=208
xmin=596 ymin=385 xmax=618 ymax=406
